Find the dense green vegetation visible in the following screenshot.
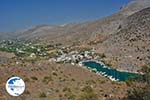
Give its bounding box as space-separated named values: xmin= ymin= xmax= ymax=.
xmin=0 ymin=40 xmax=48 ymax=57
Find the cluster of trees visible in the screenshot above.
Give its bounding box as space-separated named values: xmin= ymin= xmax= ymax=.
xmin=124 ymin=64 xmax=150 ymax=100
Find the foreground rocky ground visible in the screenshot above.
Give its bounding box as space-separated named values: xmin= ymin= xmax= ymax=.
xmin=0 ymin=53 xmax=129 ymax=100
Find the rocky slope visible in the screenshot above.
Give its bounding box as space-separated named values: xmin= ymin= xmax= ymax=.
xmin=96 ymin=7 xmax=150 ymax=71
xmin=15 ymin=0 xmax=150 ymax=45
xmin=0 ymin=60 xmax=127 ymax=100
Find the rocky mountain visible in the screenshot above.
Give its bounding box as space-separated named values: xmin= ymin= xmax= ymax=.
xmin=97 ymin=7 xmax=150 ymax=71
xmin=14 ymin=0 xmax=150 ymax=45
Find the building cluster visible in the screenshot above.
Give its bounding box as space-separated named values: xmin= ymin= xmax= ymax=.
xmin=49 ymin=48 xmax=101 ymax=65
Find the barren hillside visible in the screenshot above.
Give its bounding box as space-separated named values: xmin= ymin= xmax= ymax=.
xmin=96 ymin=7 xmax=150 ymax=71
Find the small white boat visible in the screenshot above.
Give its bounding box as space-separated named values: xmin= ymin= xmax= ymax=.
xmin=104 ymin=74 xmax=107 ymax=77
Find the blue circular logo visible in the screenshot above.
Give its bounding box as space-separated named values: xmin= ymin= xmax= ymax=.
xmin=6 ymin=77 xmax=25 ymax=96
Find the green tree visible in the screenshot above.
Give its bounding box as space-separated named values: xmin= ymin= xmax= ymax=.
xmin=77 ymin=86 xmax=99 ymax=100
xmin=142 ymin=65 xmax=150 ymax=83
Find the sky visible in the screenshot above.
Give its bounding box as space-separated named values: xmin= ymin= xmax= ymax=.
xmin=0 ymin=0 xmax=131 ymax=32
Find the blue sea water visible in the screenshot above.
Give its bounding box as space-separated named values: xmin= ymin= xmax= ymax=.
xmin=82 ymin=61 xmax=139 ymax=81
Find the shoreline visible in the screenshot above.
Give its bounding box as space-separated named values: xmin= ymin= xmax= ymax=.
xmin=79 ymin=60 xmax=144 ymax=75
xmin=79 ymin=61 xmax=119 ymax=81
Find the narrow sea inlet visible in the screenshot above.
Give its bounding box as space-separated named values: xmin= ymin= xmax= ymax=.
xmin=82 ymin=61 xmax=139 ymax=81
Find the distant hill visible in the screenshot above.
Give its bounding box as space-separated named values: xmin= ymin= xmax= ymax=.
xmin=12 ymin=0 xmax=150 ymax=45
xmin=0 ymin=32 xmax=15 ymax=40
xmin=97 ymin=7 xmax=150 ymax=71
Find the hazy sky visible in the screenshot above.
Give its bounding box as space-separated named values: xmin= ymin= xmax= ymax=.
xmin=0 ymin=0 xmax=131 ymax=32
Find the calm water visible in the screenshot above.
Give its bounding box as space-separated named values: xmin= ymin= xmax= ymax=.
xmin=82 ymin=61 xmax=139 ymax=81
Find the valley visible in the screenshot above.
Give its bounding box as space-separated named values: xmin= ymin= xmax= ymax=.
xmin=0 ymin=0 xmax=150 ymax=100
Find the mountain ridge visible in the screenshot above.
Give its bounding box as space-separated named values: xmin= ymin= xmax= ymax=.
xmin=11 ymin=0 xmax=150 ymax=45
